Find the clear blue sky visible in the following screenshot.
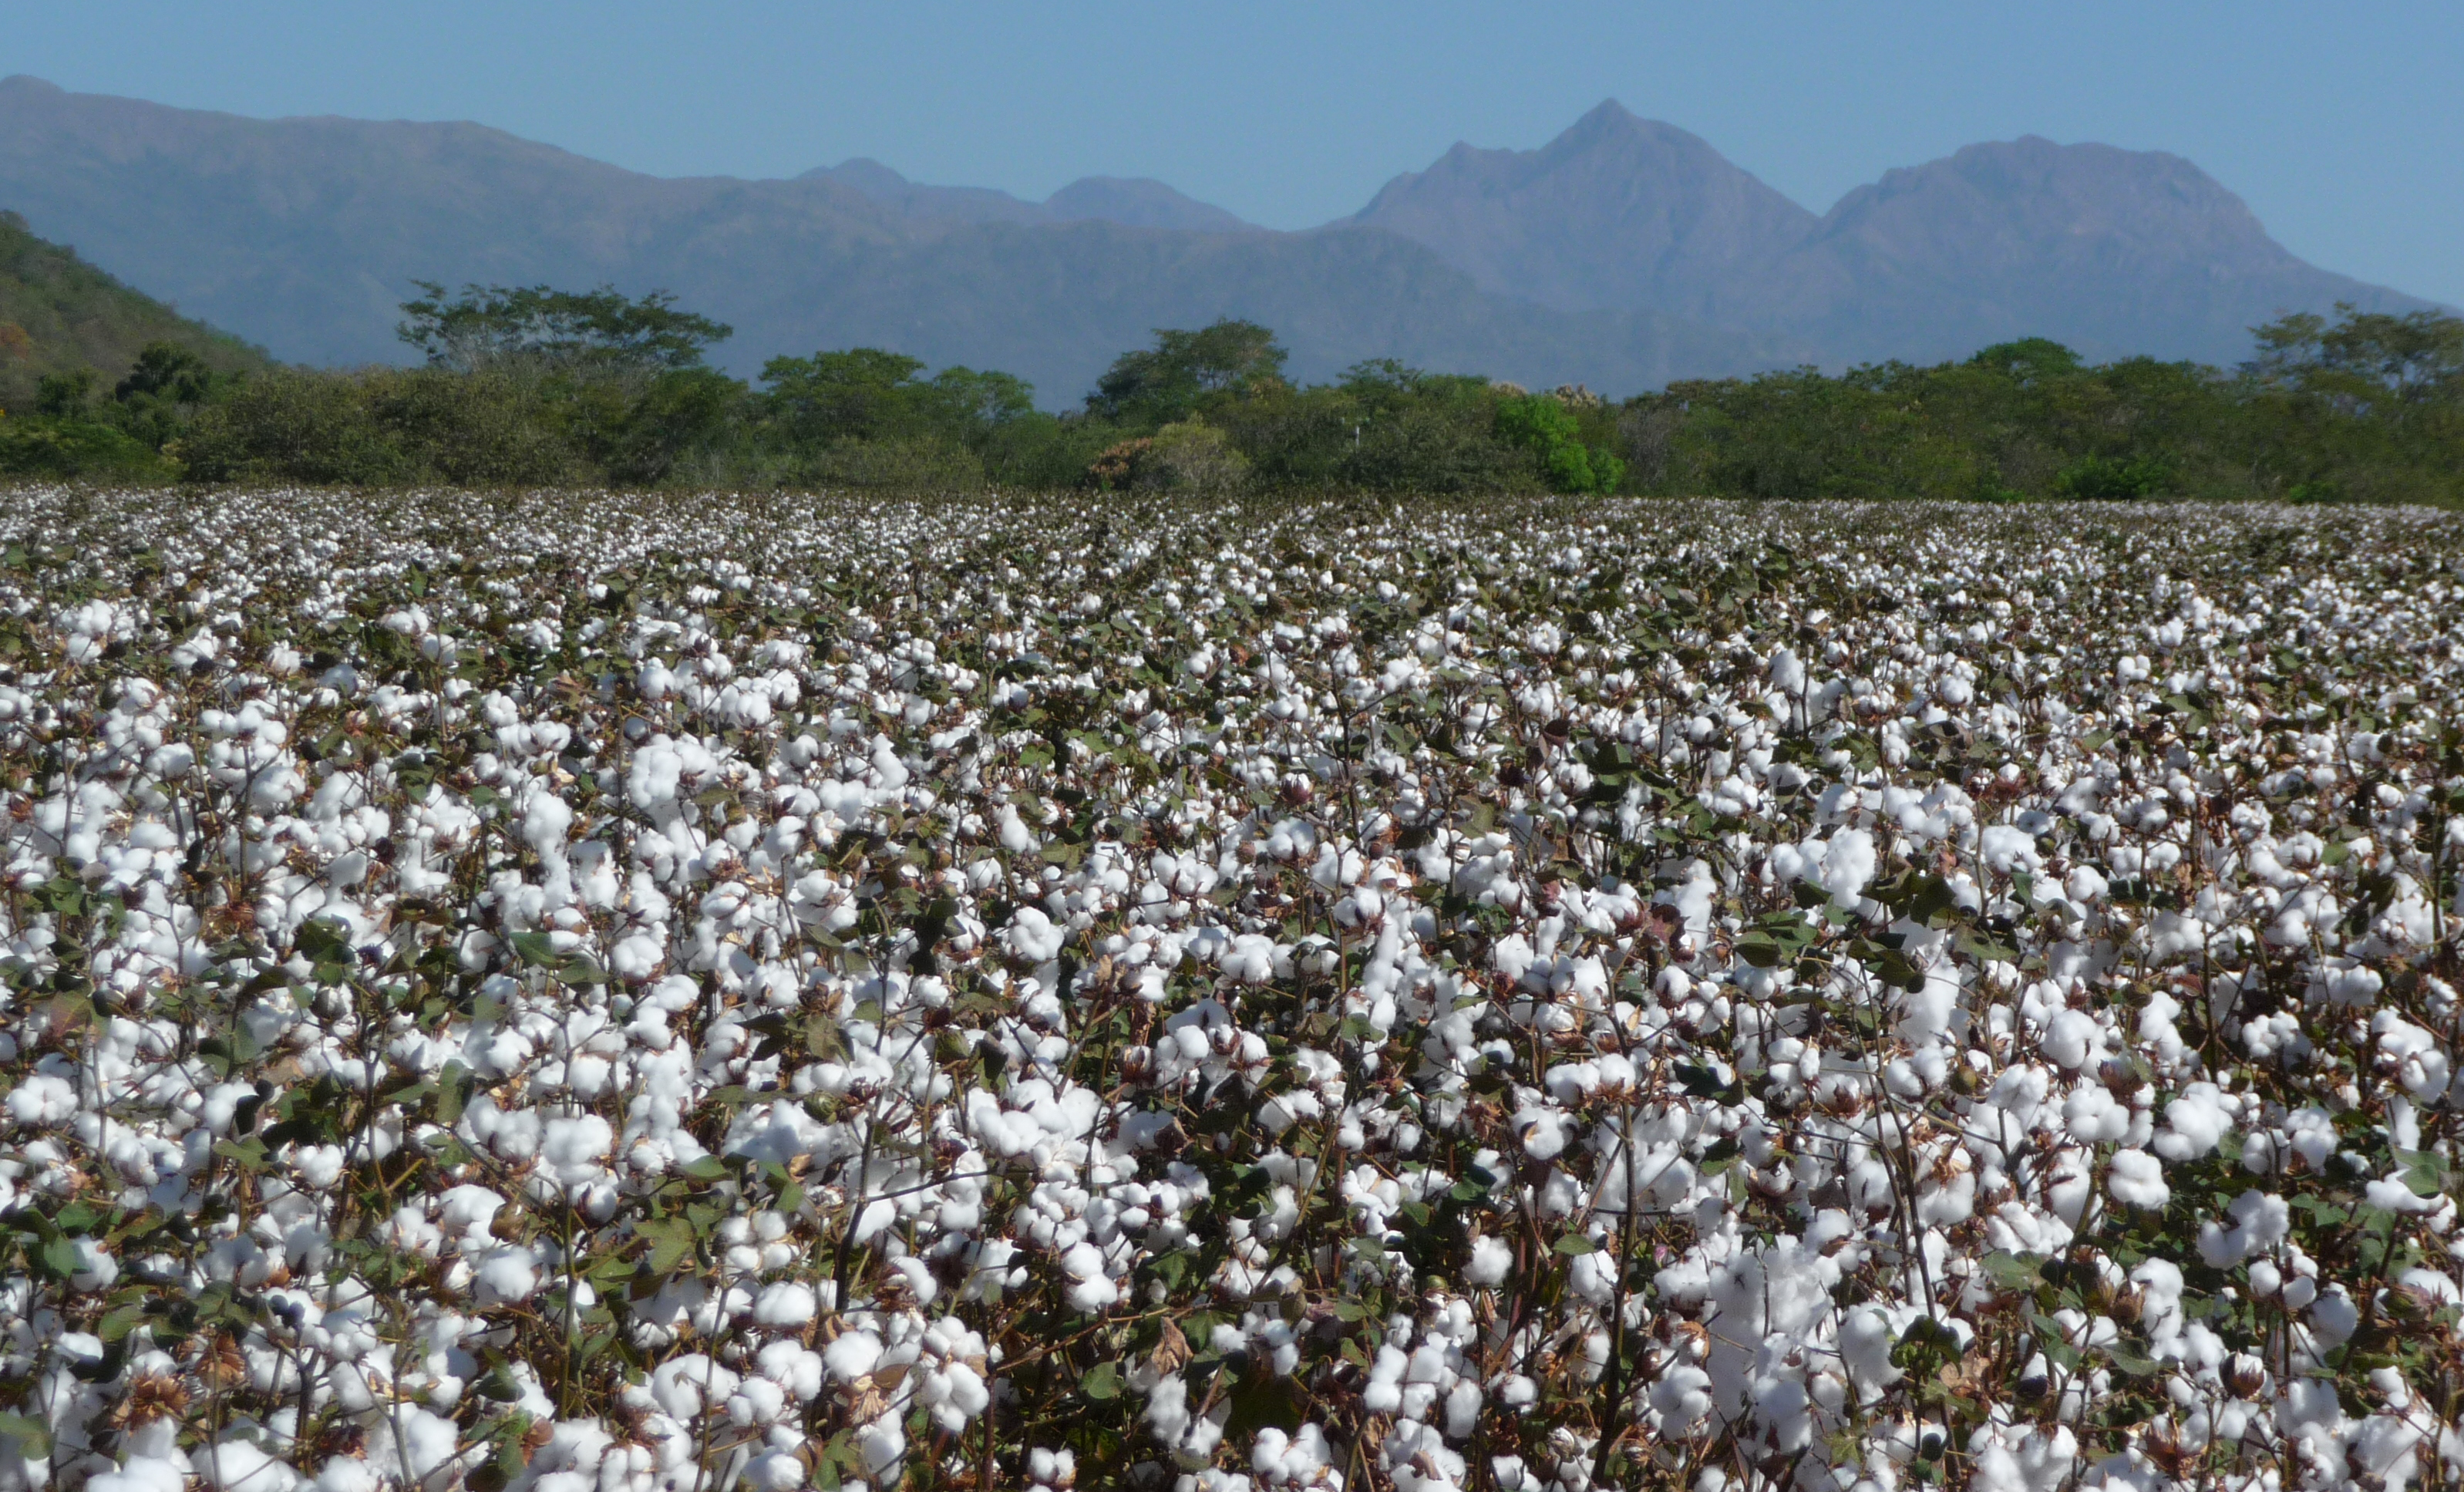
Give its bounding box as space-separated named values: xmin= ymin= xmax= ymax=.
xmin=10 ymin=2 xmax=2461 ymax=305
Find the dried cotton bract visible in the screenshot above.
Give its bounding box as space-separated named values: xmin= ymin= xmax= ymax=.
xmin=0 ymin=486 xmax=2456 ymax=1492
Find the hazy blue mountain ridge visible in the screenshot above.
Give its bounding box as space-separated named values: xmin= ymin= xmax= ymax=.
xmin=805 ymin=158 xmax=1254 ymax=232
xmin=0 ymin=76 xmax=2439 ymax=399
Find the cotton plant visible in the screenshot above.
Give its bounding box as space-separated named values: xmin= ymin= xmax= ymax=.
xmin=0 ymin=488 xmax=2453 ymax=1492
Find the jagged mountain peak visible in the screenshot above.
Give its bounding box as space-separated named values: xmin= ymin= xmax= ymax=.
xmin=1346 ymin=102 xmax=1816 ymax=316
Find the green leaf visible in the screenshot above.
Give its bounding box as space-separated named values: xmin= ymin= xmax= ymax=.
xmin=1553 ymin=1232 xmax=1597 ymax=1257
xmin=435 ymin=1062 xmax=474 ymax=1127
xmin=638 ymin=1218 xmax=695 ymax=1276
xmin=1081 ymin=1360 xmax=1120 ymax=1400
xmin=510 ymin=931 xmax=560 ymax=968
xmin=0 ymin=1412 xmax=50 ymax=1459
xmin=1980 ymin=1251 xmax=2042 ymax=1292
xmin=213 ymin=1137 xmax=270 ymax=1173
xmin=679 ymin=1155 xmax=731 ymax=1184
xmin=2395 ymin=1148 xmax=2449 ymax=1199
xmin=42 ymin=1235 xmax=80 ymax=1278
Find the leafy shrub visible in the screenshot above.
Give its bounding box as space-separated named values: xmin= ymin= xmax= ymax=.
xmin=1135 ymin=419 xmax=1248 ymax=493
xmin=1337 ymin=403 xmax=1536 ymax=493
xmin=0 ymin=416 xmax=161 ymax=479
xmin=174 ymin=369 xmax=406 ymax=484
xmin=2055 ymin=453 xmax=2174 ymax=501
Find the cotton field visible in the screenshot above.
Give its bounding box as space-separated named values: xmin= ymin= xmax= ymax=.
xmin=0 ymin=485 xmax=2458 ymax=1492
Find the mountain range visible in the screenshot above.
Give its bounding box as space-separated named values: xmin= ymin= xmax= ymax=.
xmin=0 ymin=76 xmax=2439 ymax=402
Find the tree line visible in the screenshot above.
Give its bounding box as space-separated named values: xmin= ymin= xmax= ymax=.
xmin=3 ymin=278 xmax=2459 ymax=503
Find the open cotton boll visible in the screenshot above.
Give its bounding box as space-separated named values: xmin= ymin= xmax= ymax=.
xmin=824 ymin=1330 xmax=884 ymax=1384
xmin=753 ymin=1281 xmax=817 ymax=1329
xmin=1513 ymin=1106 xmax=1568 ymax=1161
xmin=1465 ymin=1235 xmax=1513 ymax=1287
xmin=1816 ymin=830 xmax=1877 ymax=904
xmin=2106 ymin=1148 xmax=2169 ymax=1209
xmin=1003 ymin=907 xmax=1067 ymax=962
xmin=89 ymin=1457 xmax=189 ymax=1492
xmin=2155 ymin=1083 xmax=2233 ymax=1160
xmin=472 ymin=1245 xmax=542 ymax=1305
xmin=200 ymin=1439 xmax=302 ymax=1492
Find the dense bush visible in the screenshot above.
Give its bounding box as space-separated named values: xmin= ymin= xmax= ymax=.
xmin=0 ymin=487 xmax=2457 ymax=1492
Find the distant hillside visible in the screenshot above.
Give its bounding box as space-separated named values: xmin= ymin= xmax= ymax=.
xmin=0 ymin=208 xmax=269 ymax=407
xmin=0 ymin=76 xmax=2445 ymax=395
xmin=1724 ymin=136 xmax=2435 ymax=365
xmin=0 ymin=76 xmax=1776 ymax=401
xmin=802 ymin=159 xmax=1254 ymax=232
xmin=1347 ymin=101 xmax=1816 ymax=322
xmin=1348 ymin=105 xmax=2441 ymax=367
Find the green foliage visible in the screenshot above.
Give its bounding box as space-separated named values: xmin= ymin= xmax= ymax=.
xmin=1496 ymin=393 xmax=1622 ymax=493
xmin=34 ymin=368 xmax=94 ymax=417
xmin=11 ymin=271 xmax=2459 ymax=504
xmin=1626 ymin=306 xmax=2464 ymax=505
xmin=1127 ymin=419 xmax=1251 ymax=493
xmin=175 ymin=369 xmax=406 ymax=485
xmin=0 ymin=415 xmax=163 ymax=479
xmin=761 ymin=348 xmax=1034 ymax=453
xmin=2053 ymin=453 xmax=2173 ymax=501
xmin=397 ymin=281 xmax=732 ymax=373
xmin=1089 ymin=318 xmax=1287 ymax=425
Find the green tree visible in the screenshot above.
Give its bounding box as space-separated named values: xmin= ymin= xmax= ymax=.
xmin=33 ymin=368 xmax=93 ymax=417
xmin=397 ymin=281 xmax=731 ymax=373
xmin=1495 ymin=393 xmax=1623 ymax=493
xmin=1088 ymin=319 xmax=1287 ymax=425
xmin=114 ymin=342 xmax=217 ymax=405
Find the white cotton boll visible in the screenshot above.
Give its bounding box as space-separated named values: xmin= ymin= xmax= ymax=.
xmin=473 ymin=1246 xmax=541 ymax=1305
xmin=2155 ymin=1083 xmax=2233 ymax=1160
xmin=523 ymin=793 xmax=574 ymax=856
xmin=292 ymin=1143 xmax=346 ymax=1189
xmin=728 ymin=1376 xmax=788 ymax=1427
xmin=1838 ymin=1306 xmax=1900 ymax=1393
xmin=439 ymin=1184 xmax=507 ymax=1239
xmin=314 ymin=1460 xmax=378 ymax=1492
xmin=1649 ymin=1364 xmax=1712 ymax=1433
xmin=90 ymin=1457 xmax=189 ymax=1492
xmin=201 ymin=1437 xmax=302 ymax=1492
xmin=1816 ymin=829 xmax=1877 ymax=904
xmin=1466 ymin=1235 xmax=1513 ymax=1287
xmin=541 ymin=1114 xmax=614 ymax=1185
xmin=757 ymin=1340 xmax=827 ymax=1402
xmin=2062 ymin=1085 xmax=2129 ymax=1144
xmin=1004 ymin=908 xmax=1067 ymax=962
xmin=887 ymin=1255 xmax=938 ymax=1307
xmin=2042 ymin=1008 xmax=2102 ymax=1070
xmin=825 ymin=1331 xmax=884 ymax=1384
xmin=2106 ymin=1149 xmax=2169 ymax=1209
xmin=652 ymin=1355 xmax=743 ymax=1420
xmin=8 ymin=1072 xmax=78 ymax=1125
xmin=1221 ymin=934 xmax=1279 ymax=985
xmin=753 ymin=1282 xmax=817 ymax=1329
xmin=851 ymin=1198 xmax=899 ymax=1244
xmin=740 ymin=1452 xmax=804 ymax=1492
xmin=1515 ymin=1107 xmax=1567 ymax=1161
